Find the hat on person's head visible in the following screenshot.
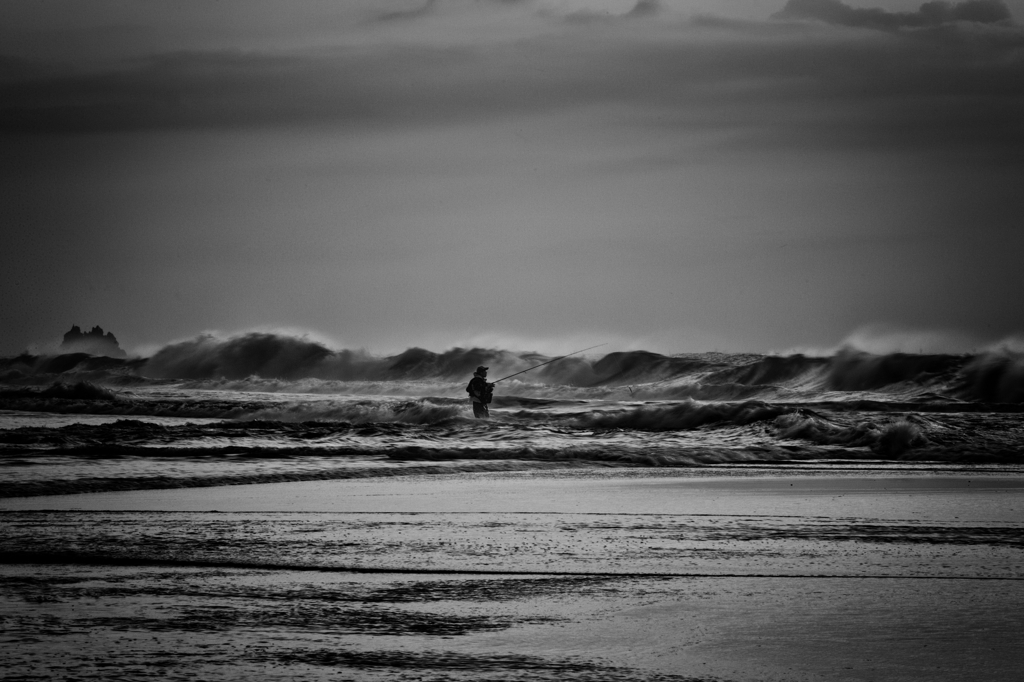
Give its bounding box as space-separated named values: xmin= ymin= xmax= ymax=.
xmin=476 ymin=366 xmax=488 ymax=374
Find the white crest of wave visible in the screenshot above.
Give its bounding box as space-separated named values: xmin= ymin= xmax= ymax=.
xmin=145 ymin=326 xmax=346 ymax=357
xmin=782 ymin=324 xmax=984 ymax=357
xmin=982 ymin=335 xmax=1024 ymax=353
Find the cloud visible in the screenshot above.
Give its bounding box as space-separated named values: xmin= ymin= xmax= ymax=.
xmin=2 ymin=2 xmax=1023 ymax=356
xmin=0 ymin=0 xmax=1021 ymax=168
xmin=773 ymin=0 xmax=1013 ymax=30
xmin=378 ymin=0 xmax=439 ymax=22
xmin=563 ymin=0 xmax=663 ymax=21
xmin=627 ymin=0 xmax=662 ymax=18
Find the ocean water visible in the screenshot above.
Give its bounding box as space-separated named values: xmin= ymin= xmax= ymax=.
xmin=5 ymin=333 xmax=1023 ymax=682
xmin=2 ymin=333 xmax=1024 ymax=498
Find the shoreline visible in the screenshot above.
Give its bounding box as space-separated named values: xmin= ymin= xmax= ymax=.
xmin=3 ymin=467 xmax=1023 ymax=522
xmin=4 ymin=467 xmax=1022 ymax=680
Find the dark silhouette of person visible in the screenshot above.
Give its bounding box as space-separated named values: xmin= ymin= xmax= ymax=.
xmin=467 ymin=365 xmax=494 ymax=418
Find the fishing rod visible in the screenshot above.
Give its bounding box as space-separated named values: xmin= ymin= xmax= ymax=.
xmin=492 ymin=343 xmax=607 ymax=384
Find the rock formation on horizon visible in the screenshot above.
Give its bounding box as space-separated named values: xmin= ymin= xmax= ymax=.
xmin=59 ymin=325 xmax=127 ymax=358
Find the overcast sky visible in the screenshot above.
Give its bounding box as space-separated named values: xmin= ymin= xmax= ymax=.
xmin=2 ymin=0 xmax=1022 ymax=356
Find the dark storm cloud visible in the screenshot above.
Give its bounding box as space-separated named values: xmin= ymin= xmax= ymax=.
xmin=774 ymin=0 xmax=1012 ymax=30
xmin=378 ymin=0 xmax=533 ymax=20
xmin=378 ymin=0 xmax=439 ymax=22
xmin=0 ymin=50 xmax=379 ymax=132
xmin=3 ymin=1 xmax=1024 ymax=356
xmin=565 ymin=0 xmax=662 ymax=21
xmin=628 ymin=0 xmax=663 ymax=17
xmin=0 ymin=5 xmax=1022 ymax=162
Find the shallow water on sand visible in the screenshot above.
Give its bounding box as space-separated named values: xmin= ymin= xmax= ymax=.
xmin=3 ymin=565 xmax=1022 ymax=682
xmin=3 ymin=472 xmax=1023 ymax=682
xmin=8 ymin=468 xmax=1021 ymax=522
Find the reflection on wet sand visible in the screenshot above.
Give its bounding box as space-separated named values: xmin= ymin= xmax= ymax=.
xmin=2 ymin=471 xmax=1022 ymax=681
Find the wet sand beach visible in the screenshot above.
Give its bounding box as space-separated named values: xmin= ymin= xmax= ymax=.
xmin=2 ymin=469 xmax=1023 ymax=681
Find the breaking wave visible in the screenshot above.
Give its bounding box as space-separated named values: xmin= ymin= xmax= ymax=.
xmin=954 ymin=349 xmax=1024 ymax=402
xmin=24 ymin=381 xmax=118 ymax=402
xmin=772 ymin=412 xmax=929 ymax=455
xmin=140 ymin=333 xmax=541 ymax=383
xmin=578 ymin=400 xmax=789 ymax=431
xmin=2 ymin=332 xmax=1023 ymax=403
xmin=237 ymin=399 xmax=467 ymax=424
xmin=0 ymin=385 xmax=472 ymax=424
xmin=2 ymin=332 xmax=1024 ymax=498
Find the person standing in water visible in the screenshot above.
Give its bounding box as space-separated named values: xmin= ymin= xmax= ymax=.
xmin=467 ymin=365 xmax=494 ymax=418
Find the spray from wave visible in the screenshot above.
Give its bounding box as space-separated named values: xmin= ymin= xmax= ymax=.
xmin=2 ymin=330 xmax=1024 ymax=403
